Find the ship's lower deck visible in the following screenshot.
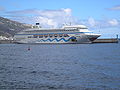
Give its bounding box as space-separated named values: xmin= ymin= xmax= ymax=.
xmin=14 ymin=33 xmax=100 ymax=44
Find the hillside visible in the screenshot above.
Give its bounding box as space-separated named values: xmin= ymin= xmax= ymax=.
xmin=0 ymin=17 xmax=31 ymax=37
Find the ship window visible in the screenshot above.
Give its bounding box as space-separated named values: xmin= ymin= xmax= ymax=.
xmin=49 ymin=34 xmax=53 ymax=37
xmin=54 ymin=34 xmax=57 ymax=37
xmin=44 ymin=35 xmax=48 ymax=38
xmin=28 ymin=36 xmax=32 ymax=38
xmin=33 ymin=35 xmax=38 ymax=38
xmin=39 ymin=35 xmax=43 ymax=38
xmin=59 ymin=34 xmax=63 ymax=37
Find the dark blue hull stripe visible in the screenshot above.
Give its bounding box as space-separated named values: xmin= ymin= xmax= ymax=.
xmin=38 ymin=37 xmax=75 ymax=42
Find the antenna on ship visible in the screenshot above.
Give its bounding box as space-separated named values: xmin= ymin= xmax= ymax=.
xmin=70 ymin=22 xmax=71 ymax=26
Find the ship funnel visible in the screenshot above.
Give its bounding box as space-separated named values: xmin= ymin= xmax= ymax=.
xmin=36 ymin=23 xmax=40 ymax=25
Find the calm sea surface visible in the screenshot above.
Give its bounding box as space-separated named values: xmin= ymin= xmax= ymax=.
xmin=0 ymin=42 xmax=120 ymax=90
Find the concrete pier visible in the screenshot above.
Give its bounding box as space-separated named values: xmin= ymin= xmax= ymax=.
xmin=93 ymin=38 xmax=119 ymax=43
xmin=0 ymin=40 xmax=14 ymax=44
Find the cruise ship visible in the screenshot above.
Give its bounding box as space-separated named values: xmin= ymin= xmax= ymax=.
xmin=13 ymin=24 xmax=101 ymax=44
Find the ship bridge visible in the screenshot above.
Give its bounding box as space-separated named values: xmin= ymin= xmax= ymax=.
xmin=62 ymin=25 xmax=87 ymax=29
xmin=62 ymin=25 xmax=91 ymax=33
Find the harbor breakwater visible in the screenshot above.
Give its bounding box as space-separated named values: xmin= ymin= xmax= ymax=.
xmin=93 ymin=38 xmax=119 ymax=43
xmin=0 ymin=40 xmax=14 ymax=44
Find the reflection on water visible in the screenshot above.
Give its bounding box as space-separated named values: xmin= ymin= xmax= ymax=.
xmin=0 ymin=43 xmax=120 ymax=89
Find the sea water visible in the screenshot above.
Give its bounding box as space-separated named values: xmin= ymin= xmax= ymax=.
xmin=0 ymin=42 xmax=120 ymax=89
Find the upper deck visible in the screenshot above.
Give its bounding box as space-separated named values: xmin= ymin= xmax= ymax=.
xmin=18 ymin=25 xmax=92 ymax=34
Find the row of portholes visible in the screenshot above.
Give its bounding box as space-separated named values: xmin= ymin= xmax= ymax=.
xmin=28 ymin=34 xmax=69 ymax=38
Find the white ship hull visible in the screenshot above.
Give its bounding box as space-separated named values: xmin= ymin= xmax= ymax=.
xmin=14 ymin=34 xmax=100 ymax=44
xmin=14 ymin=25 xmax=101 ymax=44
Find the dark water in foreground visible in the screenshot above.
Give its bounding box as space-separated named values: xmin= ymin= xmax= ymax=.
xmin=0 ymin=42 xmax=120 ymax=90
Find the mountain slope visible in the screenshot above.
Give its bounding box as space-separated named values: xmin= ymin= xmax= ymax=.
xmin=0 ymin=17 xmax=31 ymax=37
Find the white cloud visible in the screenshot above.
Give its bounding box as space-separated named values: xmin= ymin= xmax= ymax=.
xmin=62 ymin=8 xmax=72 ymax=16
xmin=108 ymin=19 xmax=119 ymax=26
xmin=34 ymin=16 xmax=58 ymax=28
xmin=108 ymin=5 xmax=120 ymax=10
xmin=7 ymin=8 xmax=78 ymax=28
xmin=88 ymin=17 xmax=96 ymax=27
xmin=79 ymin=17 xmax=118 ymax=29
xmin=5 ymin=8 xmax=120 ymax=29
xmin=3 ymin=8 xmax=120 ymax=38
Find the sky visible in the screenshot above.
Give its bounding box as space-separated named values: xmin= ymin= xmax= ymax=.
xmin=0 ymin=0 xmax=120 ymax=38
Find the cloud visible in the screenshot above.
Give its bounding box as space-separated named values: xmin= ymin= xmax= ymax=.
xmin=3 ymin=8 xmax=120 ymax=38
xmin=82 ymin=17 xmax=120 ymax=30
xmin=6 ymin=8 xmax=78 ymax=28
xmin=108 ymin=19 xmax=119 ymax=26
xmin=88 ymin=17 xmax=96 ymax=27
xmin=5 ymin=8 xmax=120 ymax=29
xmin=6 ymin=9 xmax=39 ymax=15
xmin=107 ymin=5 xmax=120 ymax=10
xmin=7 ymin=8 xmax=72 ymax=17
